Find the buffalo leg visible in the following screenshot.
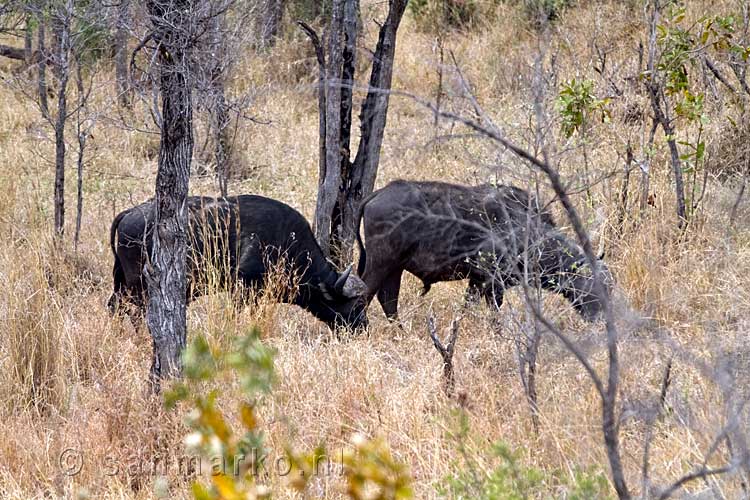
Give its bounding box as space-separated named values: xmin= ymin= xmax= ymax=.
xmin=377 ymin=269 xmax=404 ymax=320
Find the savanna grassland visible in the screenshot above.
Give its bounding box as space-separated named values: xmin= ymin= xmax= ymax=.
xmin=2 ymin=0 xmax=750 ymax=498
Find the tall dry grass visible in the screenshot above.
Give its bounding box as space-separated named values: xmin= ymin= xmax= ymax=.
xmin=0 ymin=0 xmax=749 ymax=498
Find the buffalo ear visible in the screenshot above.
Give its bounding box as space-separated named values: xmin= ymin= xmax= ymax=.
xmin=334 ymin=265 xmax=353 ymax=295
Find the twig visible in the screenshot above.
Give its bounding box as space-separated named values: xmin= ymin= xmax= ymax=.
xmin=427 ymin=310 xmax=461 ymax=397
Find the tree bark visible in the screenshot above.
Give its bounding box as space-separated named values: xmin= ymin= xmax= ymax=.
xmin=74 ymin=56 xmax=86 ymax=253
xmin=342 ymin=0 xmax=407 ymax=257
xmin=213 ymin=83 xmax=230 ymax=197
xmin=114 ymin=0 xmax=131 ymax=108
xmin=297 ymin=22 xmax=326 ymax=194
xmin=255 ymin=0 xmax=286 ymax=50
xmin=52 ymin=2 xmax=72 ymax=238
xmin=329 ymin=0 xmax=358 ymax=266
xmin=24 ymin=17 xmax=32 ymax=63
xmin=312 ymin=0 xmax=407 ymax=263
xmin=207 ymin=9 xmax=230 ymax=197
xmin=38 ymin=19 xmax=49 ymax=120
xmin=145 ymin=0 xmax=194 ymax=387
xmin=314 ymin=0 xmax=345 ymax=257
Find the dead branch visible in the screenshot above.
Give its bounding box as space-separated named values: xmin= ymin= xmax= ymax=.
xmin=427 ymin=310 xmax=461 ymax=397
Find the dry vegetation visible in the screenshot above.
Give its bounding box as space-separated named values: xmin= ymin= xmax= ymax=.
xmin=1 ymin=0 xmax=750 ymax=498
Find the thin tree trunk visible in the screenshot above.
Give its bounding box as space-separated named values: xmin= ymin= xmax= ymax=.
xmin=646 ymin=0 xmax=686 ymax=228
xmin=38 ymin=19 xmax=49 ymax=119
xmin=208 ymin=10 xmax=230 ymax=197
xmin=145 ymin=0 xmax=194 ymax=387
xmin=52 ymin=2 xmax=71 ymax=239
xmin=114 ymin=0 xmax=131 ymax=108
xmin=255 ymin=0 xmax=286 ymax=50
xmin=24 ymin=18 xmax=33 ymax=63
xmin=616 ymin=144 xmax=633 ymax=235
xmin=314 ymin=0 xmax=345 ymax=256
xmin=74 ymin=56 xmax=86 ymax=252
xmin=213 ymin=82 xmax=230 ymax=196
xmin=330 ymin=0 xmax=359 ymax=266
xmin=342 ymin=0 xmax=408 ymax=253
xmin=297 ymin=22 xmax=326 ymax=193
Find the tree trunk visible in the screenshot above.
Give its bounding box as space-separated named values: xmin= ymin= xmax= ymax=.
xmin=208 ymin=9 xmax=230 ymax=197
xmin=314 ymin=0 xmax=345 ymax=257
xmin=38 ymin=19 xmax=49 ymax=119
xmin=52 ymin=2 xmax=72 ymax=238
xmin=255 ymin=0 xmax=286 ymax=50
xmin=24 ymin=18 xmax=32 ymax=63
xmin=312 ymin=0 xmax=408 ymax=264
xmin=213 ymin=84 xmax=230 ymax=197
xmin=329 ymin=0 xmax=359 ymax=266
xmin=114 ymin=0 xmax=131 ymax=108
xmin=342 ymin=0 xmax=408 ymax=257
xmin=74 ymin=56 xmax=86 ymax=253
xmin=145 ymin=0 xmax=194 ymax=387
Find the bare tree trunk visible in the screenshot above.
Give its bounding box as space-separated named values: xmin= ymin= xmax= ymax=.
xmin=616 ymin=144 xmax=633 ymax=235
xmin=255 ymin=0 xmax=286 ymax=50
xmin=114 ymin=0 xmax=131 ymax=108
xmin=207 ymin=10 xmax=230 ymax=197
xmin=213 ymin=85 xmax=230 ymax=197
xmin=38 ymin=18 xmax=49 ymax=119
xmin=312 ymin=0 xmax=408 ymax=263
xmin=342 ymin=0 xmax=408 ymax=256
xmin=74 ymin=56 xmax=86 ymax=252
xmin=330 ymin=0 xmax=358 ymax=266
xmin=52 ymin=2 xmax=72 ymax=239
xmin=145 ymin=0 xmax=194 ymax=387
xmin=298 ymin=22 xmax=326 ymax=193
xmin=24 ymin=17 xmax=33 ymax=63
xmin=315 ymin=0 xmax=345 ymax=257
xmin=646 ymin=0 xmax=687 ymax=228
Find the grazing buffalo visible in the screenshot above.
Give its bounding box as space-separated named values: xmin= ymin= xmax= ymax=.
xmin=108 ymin=195 xmax=368 ymax=329
xmin=356 ymin=180 xmax=611 ymax=321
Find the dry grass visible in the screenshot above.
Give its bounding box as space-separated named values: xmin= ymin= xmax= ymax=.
xmin=1 ymin=0 xmax=750 ymax=498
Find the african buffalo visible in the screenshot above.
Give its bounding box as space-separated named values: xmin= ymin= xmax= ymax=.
xmin=108 ymin=195 xmax=368 ymax=329
xmin=356 ymin=180 xmax=611 ymax=321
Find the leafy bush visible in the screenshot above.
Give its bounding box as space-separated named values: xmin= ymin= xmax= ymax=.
xmin=556 ymin=78 xmax=611 ymax=138
xmin=436 ymin=411 xmax=612 ymax=499
xmin=166 ymin=327 xmax=413 ymax=499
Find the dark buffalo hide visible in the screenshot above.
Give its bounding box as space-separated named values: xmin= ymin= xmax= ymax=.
xmin=108 ymin=195 xmax=367 ymax=330
xmin=356 ymin=180 xmax=612 ymax=321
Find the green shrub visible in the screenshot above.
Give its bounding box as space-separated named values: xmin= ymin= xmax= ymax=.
xmin=436 ymin=410 xmax=612 ymax=499
xmin=166 ymin=327 xmax=412 ymax=499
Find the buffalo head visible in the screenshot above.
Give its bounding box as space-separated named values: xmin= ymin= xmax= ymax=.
xmin=315 ymin=265 xmax=368 ymax=330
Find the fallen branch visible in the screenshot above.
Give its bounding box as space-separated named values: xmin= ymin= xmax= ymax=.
xmin=427 ymin=310 xmax=461 ymax=397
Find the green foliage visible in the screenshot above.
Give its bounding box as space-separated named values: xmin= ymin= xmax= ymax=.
xmin=556 ymin=78 xmax=610 ymax=138
xmin=167 ymin=327 xmax=412 ymax=499
xmin=166 ymin=327 xmax=276 ymax=499
xmin=436 ymin=410 xmax=612 ymax=499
